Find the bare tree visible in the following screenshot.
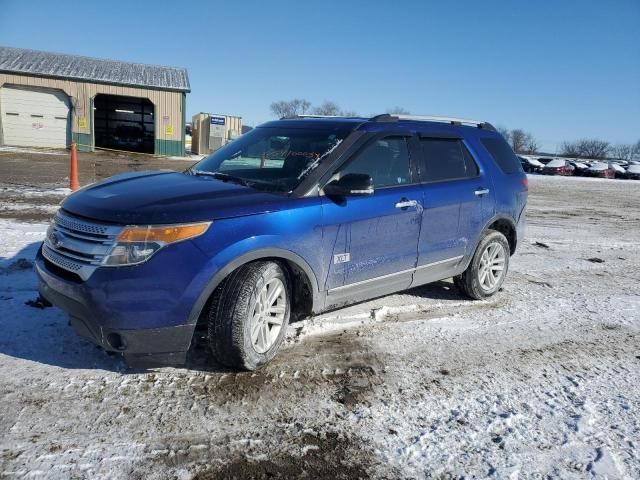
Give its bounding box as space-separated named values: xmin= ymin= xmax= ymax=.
xmin=523 ymin=134 xmax=539 ymax=154
xmin=312 ymin=101 xmax=341 ymax=116
xmin=269 ymin=98 xmax=311 ymax=118
xmin=561 ymin=139 xmax=610 ymax=159
xmin=633 ymin=140 xmax=640 ymax=160
xmin=560 ymin=141 xmax=581 ymax=158
xmin=341 ymin=110 xmax=360 ymax=117
xmin=510 ymin=129 xmax=528 ymax=153
xmin=577 ymin=139 xmax=610 ymax=159
xmin=611 ymin=144 xmax=634 ymax=161
xmin=386 ymin=106 xmax=411 ymax=115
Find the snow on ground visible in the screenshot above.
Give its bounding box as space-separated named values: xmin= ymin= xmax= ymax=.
xmin=0 ymin=146 xmax=68 ymax=157
xmin=0 ymin=176 xmax=639 ymax=479
xmin=0 ymin=186 xmax=67 ymax=222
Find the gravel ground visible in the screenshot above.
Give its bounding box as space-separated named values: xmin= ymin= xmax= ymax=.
xmin=0 ymin=161 xmax=638 ymax=479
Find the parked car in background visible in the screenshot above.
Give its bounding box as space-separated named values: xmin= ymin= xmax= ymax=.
xmin=587 ymin=162 xmax=615 ymax=178
xmin=112 ymin=125 xmax=145 ymax=152
xmin=537 ymin=157 xmax=554 ymax=165
xmin=625 ymin=164 xmax=640 ymax=180
xmin=568 ymin=161 xmax=590 ymax=176
xmin=519 ymin=156 xmax=544 ymax=173
xmin=542 ymin=159 xmax=574 ymax=176
xmin=608 ymin=162 xmax=626 ymax=178
xmin=36 ymin=113 xmax=528 ymax=370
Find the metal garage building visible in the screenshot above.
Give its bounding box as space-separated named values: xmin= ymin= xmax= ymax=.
xmin=0 ymin=46 xmax=189 ymax=156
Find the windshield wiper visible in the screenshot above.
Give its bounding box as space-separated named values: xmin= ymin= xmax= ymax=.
xmin=190 ymin=169 xmax=253 ymax=187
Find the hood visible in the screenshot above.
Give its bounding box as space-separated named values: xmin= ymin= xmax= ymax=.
xmin=61 ymin=170 xmax=291 ymax=224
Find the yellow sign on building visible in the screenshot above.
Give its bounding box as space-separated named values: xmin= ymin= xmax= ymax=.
xmin=165 ymin=124 xmax=174 ymax=135
xmin=78 ymin=117 xmax=87 ymax=129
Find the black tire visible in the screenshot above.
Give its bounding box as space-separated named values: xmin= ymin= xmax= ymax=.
xmin=454 ymin=229 xmax=510 ymax=300
xmin=207 ymin=261 xmax=290 ymax=370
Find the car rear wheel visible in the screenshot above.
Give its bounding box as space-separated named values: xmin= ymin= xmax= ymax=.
xmin=455 ymin=230 xmax=510 ymax=300
xmin=207 ymin=261 xmax=290 ymax=370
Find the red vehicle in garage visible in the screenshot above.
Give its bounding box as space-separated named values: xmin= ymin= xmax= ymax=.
xmin=542 ymin=159 xmax=574 ymax=176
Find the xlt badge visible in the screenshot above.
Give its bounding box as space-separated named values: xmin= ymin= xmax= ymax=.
xmin=333 ymin=253 xmax=350 ymax=264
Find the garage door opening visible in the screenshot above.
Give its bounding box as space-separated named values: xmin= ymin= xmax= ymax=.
xmin=0 ymin=85 xmax=71 ymax=148
xmin=94 ymin=94 xmax=154 ymax=154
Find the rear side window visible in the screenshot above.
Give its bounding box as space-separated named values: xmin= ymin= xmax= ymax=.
xmin=420 ymin=138 xmax=479 ymax=182
xmin=481 ymin=137 xmax=522 ymax=174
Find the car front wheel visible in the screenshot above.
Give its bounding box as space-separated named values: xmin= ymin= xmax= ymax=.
xmin=207 ymin=261 xmax=290 ymax=370
xmin=455 ymin=230 xmax=510 ymax=300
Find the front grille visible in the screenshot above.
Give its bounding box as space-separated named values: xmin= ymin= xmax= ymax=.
xmin=43 ymin=211 xmax=122 ymax=280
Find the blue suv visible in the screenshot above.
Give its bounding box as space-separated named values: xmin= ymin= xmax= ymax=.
xmin=36 ymin=114 xmax=528 ymax=370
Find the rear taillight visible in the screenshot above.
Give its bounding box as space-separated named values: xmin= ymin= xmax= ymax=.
xmin=522 ymin=176 xmax=529 ymax=189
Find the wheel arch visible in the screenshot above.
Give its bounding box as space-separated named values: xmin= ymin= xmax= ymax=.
xmin=486 ymin=216 xmax=517 ymax=255
xmin=188 ymin=248 xmax=320 ymax=328
xmin=461 ymin=215 xmax=518 ymax=272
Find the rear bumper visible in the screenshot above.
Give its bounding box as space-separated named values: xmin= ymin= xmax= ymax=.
xmin=35 ymin=247 xmax=199 ymax=367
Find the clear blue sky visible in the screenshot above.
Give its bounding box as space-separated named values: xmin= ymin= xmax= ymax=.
xmin=1 ymin=0 xmax=638 ymax=152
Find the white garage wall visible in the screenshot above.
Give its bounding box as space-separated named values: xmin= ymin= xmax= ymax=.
xmin=0 ymin=86 xmax=71 ymax=148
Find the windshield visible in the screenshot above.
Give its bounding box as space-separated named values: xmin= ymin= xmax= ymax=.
xmin=191 ymin=127 xmax=351 ymax=193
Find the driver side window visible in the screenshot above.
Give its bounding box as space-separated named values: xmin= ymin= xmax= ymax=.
xmin=338 ymin=137 xmax=411 ymax=188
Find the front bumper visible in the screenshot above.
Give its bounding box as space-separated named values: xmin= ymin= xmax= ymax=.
xmin=35 ymin=246 xmax=205 ymax=367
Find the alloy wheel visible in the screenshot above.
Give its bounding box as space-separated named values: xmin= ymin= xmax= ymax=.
xmin=250 ymin=278 xmax=287 ymax=353
xmin=478 ymin=242 xmax=506 ymax=291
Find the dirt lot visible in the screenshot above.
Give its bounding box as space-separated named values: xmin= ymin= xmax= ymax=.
xmin=0 ymin=150 xmax=639 ymax=479
xmin=0 ymin=146 xmax=199 ymax=187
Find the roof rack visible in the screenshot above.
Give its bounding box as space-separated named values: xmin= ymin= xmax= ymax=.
xmin=281 ymin=113 xmax=495 ymax=130
xmin=387 ymin=114 xmax=494 ymax=130
xmin=281 ymin=114 xmax=363 ymax=120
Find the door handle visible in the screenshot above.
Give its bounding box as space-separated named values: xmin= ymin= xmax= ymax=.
xmin=395 ymin=199 xmax=418 ymax=209
xmin=474 ymin=188 xmax=490 ymax=196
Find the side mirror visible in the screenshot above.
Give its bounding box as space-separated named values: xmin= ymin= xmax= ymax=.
xmin=324 ymin=173 xmax=374 ymax=197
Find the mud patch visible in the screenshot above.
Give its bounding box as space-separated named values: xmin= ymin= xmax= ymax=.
xmin=183 ymin=331 xmax=383 ymax=409
xmin=193 ymin=433 xmax=372 ymax=480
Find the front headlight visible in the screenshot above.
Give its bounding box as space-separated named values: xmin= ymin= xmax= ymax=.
xmin=103 ymin=222 xmax=211 ymax=266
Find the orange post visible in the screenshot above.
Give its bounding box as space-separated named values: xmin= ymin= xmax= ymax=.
xmin=70 ymin=142 xmax=79 ymax=191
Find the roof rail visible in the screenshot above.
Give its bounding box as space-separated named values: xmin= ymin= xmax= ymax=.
xmin=281 ymin=114 xmax=361 ymax=120
xmin=280 ymin=113 xmax=495 ymax=131
xmin=387 ymin=114 xmax=495 ymax=130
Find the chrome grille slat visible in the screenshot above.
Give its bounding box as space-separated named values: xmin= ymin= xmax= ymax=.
xmin=54 ymin=224 xmax=116 ymax=242
xmin=53 ymin=213 xmax=112 ymax=236
xmin=44 ymin=212 xmax=122 ymax=280
xmin=53 ymin=247 xmax=99 ymax=264
xmin=51 ymin=228 xmax=113 ymax=257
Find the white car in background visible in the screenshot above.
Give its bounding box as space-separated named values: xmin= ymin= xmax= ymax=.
xmin=625 ymin=164 xmax=640 ymax=180
xmin=518 ymin=156 xmax=544 ymax=173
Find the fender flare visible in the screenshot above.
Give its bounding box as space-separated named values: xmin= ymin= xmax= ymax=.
xmin=186 ymin=248 xmax=320 ymax=326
